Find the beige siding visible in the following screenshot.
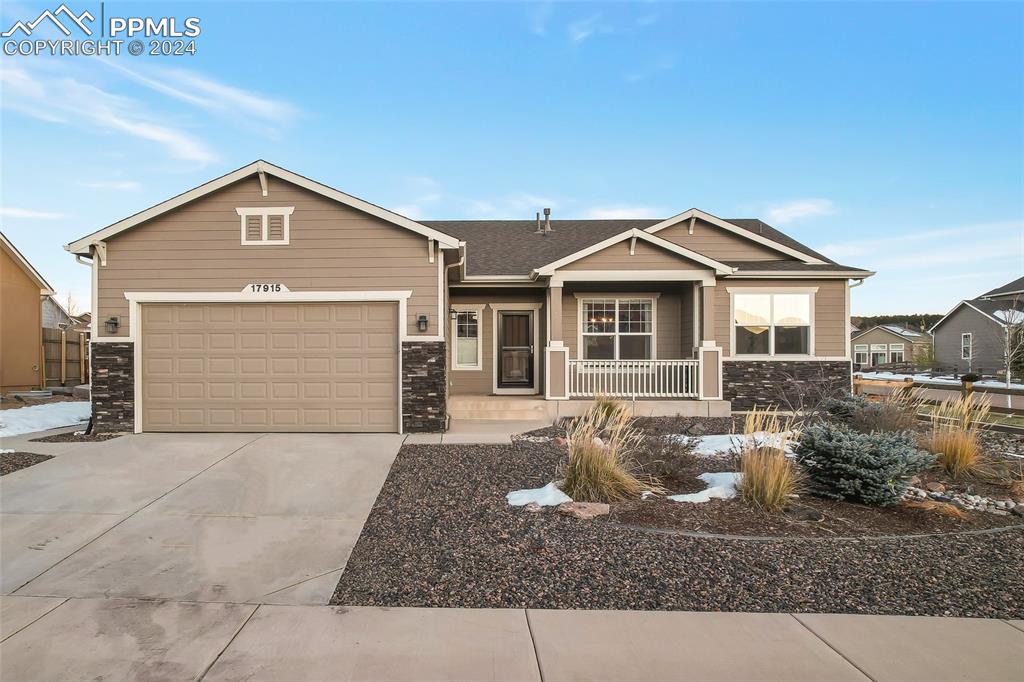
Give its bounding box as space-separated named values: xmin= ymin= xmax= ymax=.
xmin=561 ymin=292 xmax=683 ymax=359
xmin=448 ymin=293 xmax=546 ymax=395
xmin=656 ymin=219 xmax=790 ymax=261
xmin=561 ymin=240 xmax=708 ymax=271
xmin=1 ymin=247 xmax=43 ymax=392
xmin=713 ymin=279 xmax=848 ymax=357
xmin=97 ymin=176 xmax=439 ymax=338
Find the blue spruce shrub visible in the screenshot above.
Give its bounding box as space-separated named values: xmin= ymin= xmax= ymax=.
xmin=796 ymin=423 xmax=935 ymax=506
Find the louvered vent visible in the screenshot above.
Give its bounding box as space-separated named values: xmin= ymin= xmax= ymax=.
xmin=246 ymin=215 xmax=263 ymax=241
xmin=267 ymin=214 xmax=285 ymax=241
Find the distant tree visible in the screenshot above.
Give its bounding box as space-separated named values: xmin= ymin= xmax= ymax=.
xmin=851 ymin=314 xmax=943 ymax=332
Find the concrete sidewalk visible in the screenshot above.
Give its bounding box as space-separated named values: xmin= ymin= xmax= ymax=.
xmin=2 ymin=597 xmax=1022 ymax=681
xmin=405 ymin=418 xmax=550 ymax=444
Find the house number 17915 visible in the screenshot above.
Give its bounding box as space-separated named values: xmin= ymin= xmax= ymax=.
xmin=248 ymin=283 xmax=285 ymax=293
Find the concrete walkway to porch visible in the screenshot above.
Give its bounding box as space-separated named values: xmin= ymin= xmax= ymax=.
xmin=405 ymin=418 xmax=551 ymax=444
xmin=2 ymin=597 xmax=1022 ymax=681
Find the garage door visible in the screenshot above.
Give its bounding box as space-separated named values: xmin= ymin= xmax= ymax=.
xmin=140 ymin=302 xmax=398 ymax=432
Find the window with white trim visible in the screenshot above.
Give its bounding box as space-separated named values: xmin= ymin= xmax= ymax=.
xmin=889 ymin=343 xmax=905 ymax=363
xmin=452 ymin=310 xmax=481 ymax=370
xmin=581 ymin=298 xmax=654 ymax=360
xmin=961 ymin=333 xmax=972 ymax=361
xmin=733 ymin=292 xmax=811 ymax=356
xmin=854 ymin=344 xmax=869 ymax=365
xmin=870 ymin=343 xmax=888 ymax=366
xmin=237 ymin=207 xmax=294 ymax=245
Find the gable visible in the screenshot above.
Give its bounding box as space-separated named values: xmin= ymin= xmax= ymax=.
xmin=1 ymin=234 xmax=53 ymax=294
xmin=851 ymin=327 xmax=927 ymax=346
xmin=654 ymin=217 xmax=792 ymax=262
xmin=560 ymin=238 xmax=716 ymax=271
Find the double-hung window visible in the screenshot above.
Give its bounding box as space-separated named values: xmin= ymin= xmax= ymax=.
xmin=854 ymin=344 xmax=869 ymax=365
xmin=732 ymin=292 xmax=812 ymax=356
xmin=888 ymin=343 xmax=905 ymax=363
xmin=870 ymin=344 xmax=888 ymax=366
xmin=237 ymin=207 xmax=294 ymax=245
xmin=452 ymin=308 xmax=482 ymax=370
xmin=581 ymin=298 xmax=654 ymax=360
xmin=961 ymin=333 xmax=973 ymax=361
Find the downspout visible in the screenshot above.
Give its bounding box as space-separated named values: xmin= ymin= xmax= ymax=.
xmin=441 ymin=246 xmax=466 ymax=431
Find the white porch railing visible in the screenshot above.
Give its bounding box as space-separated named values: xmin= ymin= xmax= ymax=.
xmin=568 ymin=359 xmax=700 ymax=398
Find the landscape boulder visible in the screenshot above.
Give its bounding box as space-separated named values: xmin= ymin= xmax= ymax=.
xmin=557 ymin=501 xmax=610 ymax=520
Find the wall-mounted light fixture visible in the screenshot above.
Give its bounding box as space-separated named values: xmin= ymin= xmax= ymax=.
xmin=449 ymin=308 xmax=459 ymax=321
xmin=104 ymin=316 xmax=120 ymax=334
xmin=417 ymin=314 xmax=429 ymax=332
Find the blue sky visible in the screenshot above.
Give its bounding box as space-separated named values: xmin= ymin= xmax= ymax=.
xmin=1 ymin=1 xmax=1021 ymax=316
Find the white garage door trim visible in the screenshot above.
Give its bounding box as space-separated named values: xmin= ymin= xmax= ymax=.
xmin=125 ymin=290 xmax=412 ymax=434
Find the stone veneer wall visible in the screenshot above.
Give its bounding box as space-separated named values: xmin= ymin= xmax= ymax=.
xmin=723 ymin=360 xmax=851 ymax=411
xmin=91 ymin=342 xmax=135 ymax=433
xmin=402 ymin=341 xmax=446 ymax=432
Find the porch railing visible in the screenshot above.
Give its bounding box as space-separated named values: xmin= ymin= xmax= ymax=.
xmin=568 ymin=359 xmax=700 ymax=399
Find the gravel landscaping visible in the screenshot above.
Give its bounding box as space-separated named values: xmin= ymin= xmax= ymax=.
xmin=1 ymin=451 xmax=53 ymax=476
xmin=29 ymin=431 xmax=122 ymax=443
xmin=332 ymin=441 xmax=1024 ymax=617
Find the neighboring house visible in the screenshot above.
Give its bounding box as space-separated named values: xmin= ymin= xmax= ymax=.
xmin=42 ymin=295 xmax=75 ymax=329
xmin=850 ymin=325 xmax=932 ymax=369
xmin=931 ymin=276 xmax=1024 ymax=375
xmin=65 ymin=160 xmax=873 ymax=434
xmin=1 ymin=232 xmax=54 ymax=393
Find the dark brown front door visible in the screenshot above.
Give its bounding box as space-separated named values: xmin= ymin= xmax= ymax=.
xmin=498 ymin=311 xmax=533 ymax=389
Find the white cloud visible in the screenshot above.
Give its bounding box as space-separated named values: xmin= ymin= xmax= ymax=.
xmin=583 ymin=205 xmax=665 ymax=219
xmin=765 ymin=199 xmax=835 ymax=224
xmin=529 ymin=2 xmax=553 ymax=35
xmin=97 ymin=60 xmax=298 ymax=127
xmin=0 ymin=207 xmax=65 ymax=219
xmin=625 ymin=55 xmax=676 ymax=83
xmin=78 ymin=180 xmax=141 ymax=191
xmin=568 ymin=13 xmax=609 ymax=43
xmin=392 ymin=204 xmax=423 ymax=219
xmin=0 ymin=64 xmax=217 ymax=164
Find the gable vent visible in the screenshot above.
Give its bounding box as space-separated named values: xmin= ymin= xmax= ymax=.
xmin=267 ymin=214 xmax=285 ymax=241
xmin=246 ymin=215 xmax=263 ymax=242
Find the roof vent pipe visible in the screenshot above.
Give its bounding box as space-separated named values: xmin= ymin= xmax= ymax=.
xmin=534 ymin=212 xmax=544 ymax=235
xmin=543 ymin=207 xmax=552 ymax=233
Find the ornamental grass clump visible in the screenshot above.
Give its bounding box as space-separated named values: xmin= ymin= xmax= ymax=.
xmin=561 ymin=400 xmax=665 ymax=503
xmin=824 ymin=388 xmax=924 ymax=433
xmin=796 ymin=423 xmax=934 ymax=507
xmin=922 ymin=393 xmax=990 ymax=479
xmin=736 ymin=409 xmax=803 ymax=512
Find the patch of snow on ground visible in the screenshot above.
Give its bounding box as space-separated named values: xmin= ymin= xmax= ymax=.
xmin=0 ymin=402 xmax=90 ymax=438
xmin=667 ymin=472 xmax=742 ymax=504
xmin=507 ymin=481 xmax=572 ymax=507
xmin=857 ymin=371 xmax=1024 ymax=390
xmin=670 ymin=432 xmax=794 ymax=456
xmin=0 ymin=449 xmax=14 ymax=455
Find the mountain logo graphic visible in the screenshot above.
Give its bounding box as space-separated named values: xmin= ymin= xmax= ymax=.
xmin=2 ymin=4 xmax=95 ymax=37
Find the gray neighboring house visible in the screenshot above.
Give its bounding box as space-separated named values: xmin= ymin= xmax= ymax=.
xmin=42 ymin=295 xmax=74 ymax=329
xmin=930 ymin=276 xmax=1024 ymax=375
xmin=850 ymin=324 xmax=932 ymax=369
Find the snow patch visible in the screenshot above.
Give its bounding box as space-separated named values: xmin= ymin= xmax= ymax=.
xmin=857 ymin=371 xmax=1024 ymax=390
xmin=670 ymin=432 xmax=794 ymax=456
xmin=0 ymin=402 xmax=90 ymax=438
xmin=0 ymin=449 xmax=14 ymax=455
xmin=507 ymin=481 xmax=572 ymax=507
xmin=667 ymin=472 xmax=742 ymax=504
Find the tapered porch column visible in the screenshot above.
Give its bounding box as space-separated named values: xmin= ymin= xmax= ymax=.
xmin=696 ymin=283 xmax=723 ymax=400
xmin=545 ymin=284 xmax=569 ymax=399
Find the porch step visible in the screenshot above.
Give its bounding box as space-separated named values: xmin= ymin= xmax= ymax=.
xmin=448 ymin=396 xmax=551 ymax=421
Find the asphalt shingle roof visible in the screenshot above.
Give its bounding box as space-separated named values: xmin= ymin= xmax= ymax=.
xmin=982 ymin=276 xmax=1024 ymax=299
xmin=423 ymin=217 xmax=865 ymax=277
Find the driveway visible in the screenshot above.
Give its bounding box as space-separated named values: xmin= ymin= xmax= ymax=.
xmin=1 ymin=431 xmax=402 ymax=604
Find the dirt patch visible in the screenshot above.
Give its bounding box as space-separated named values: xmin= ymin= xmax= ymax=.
xmin=332 ymin=442 xmax=1024 ymax=617
xmin=29 ymin=431 xmax=122 ymax=443
xmin=1 ymin=452 xmax=54 ymax=476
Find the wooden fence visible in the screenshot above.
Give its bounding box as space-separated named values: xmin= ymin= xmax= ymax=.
xmin=853 ymin=374 xmax=1024 ymax=413
xmin=42 ymin=328 xmax=89 ymax=387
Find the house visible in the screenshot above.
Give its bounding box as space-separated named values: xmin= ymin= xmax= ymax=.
xmin=931 ymin=276 xmax=1024 ymax=375
xmin=42 ymin=294 xmax=75 ymax=329
xmin=64 ymin=161 xmax=873 ymax=434
xmin=850 ymin=325 xmax=932 ymax=369
xmin=1 ymin=232 xmax=54 ymax=393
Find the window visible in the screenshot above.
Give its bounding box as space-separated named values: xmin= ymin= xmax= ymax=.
xmin=961 ymin=333 xmax=972 ymax=361
xmin=452 ymin=309 xmax=481 ymax=370
xmin=733 ymin=292 xmax=811 ymax=356
xmin=581 ymin=298 xmax=654 ymax=360
xmin=237 ymin=207 xmax=294 ymax=245
xmin=889 ymin=343 xmax=905 ymax=363
xmin=870 ymin=344 xmax=888 ymax=366
xmin=854 ymin=344 xmax=869 ymax=365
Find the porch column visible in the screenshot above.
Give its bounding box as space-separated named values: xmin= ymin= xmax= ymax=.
xmin=545 ymin=284 xmax=569 ymax=399
xmin=696 ymin=283 xmax=723 ymax=400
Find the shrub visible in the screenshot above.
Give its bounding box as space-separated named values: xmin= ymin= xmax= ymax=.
xmin=736 ymin=408 xmax=802 ymax=512
xmin=796 ymin=423 xmax=934 ymax=506
xmin=561 ymin=399 xmax=665 ymax=503
xmin=588 ymin=394 xmax=631 ymax=423
xmin=960 ymin=373 xmax=981 ymax=383
xmin=922 ymin=393 xmax=990 ymax=478
xmin=823 ymin=388 xmax=923 ymax=433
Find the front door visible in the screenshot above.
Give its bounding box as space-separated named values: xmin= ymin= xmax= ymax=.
xmin=498 ymin=311 xmax=534 ymax=390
